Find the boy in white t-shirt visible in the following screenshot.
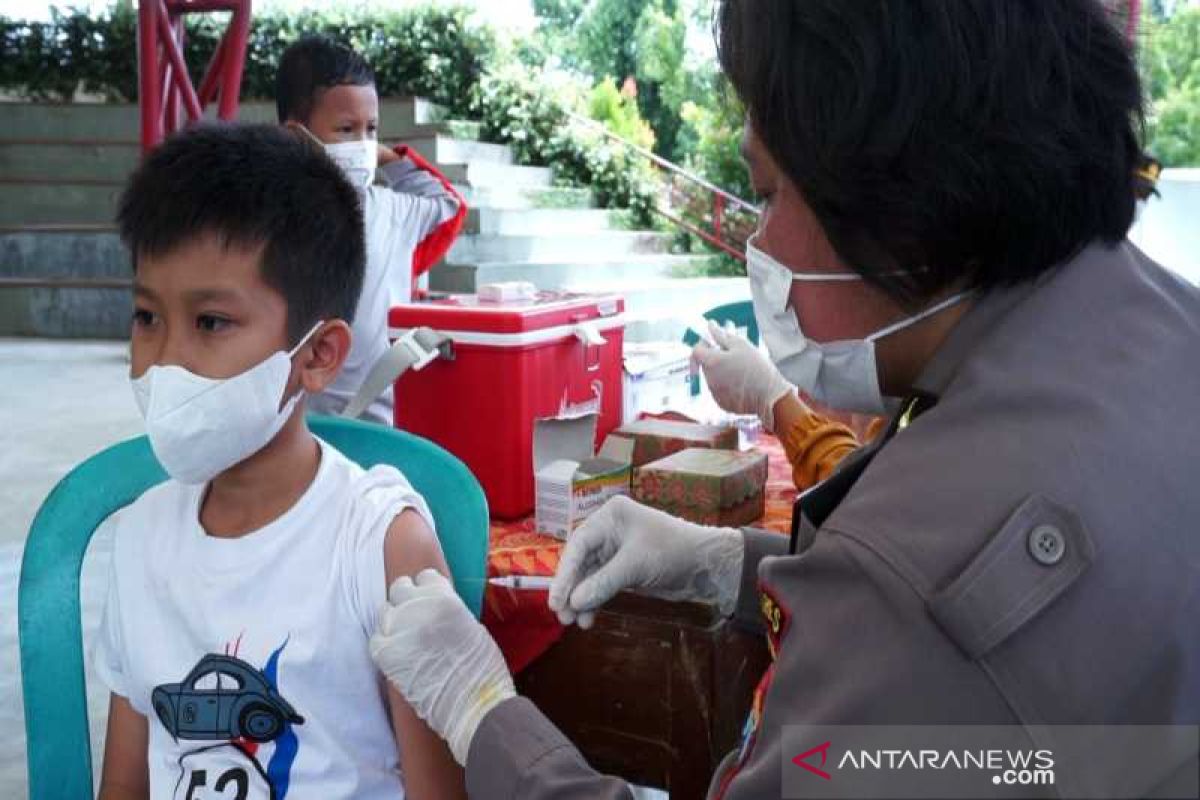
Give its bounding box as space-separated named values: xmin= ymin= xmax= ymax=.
xmin=276 ymin=35 xmax=466 ymax=425
xmin=94 ymin=124 xmax=466 ymax=800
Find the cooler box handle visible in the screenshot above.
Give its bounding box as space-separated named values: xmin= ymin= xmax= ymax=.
xmin=573 ymin=322 xmax=606 ymax=347
xmin=343 ymin=327 xmax=453 ymax=420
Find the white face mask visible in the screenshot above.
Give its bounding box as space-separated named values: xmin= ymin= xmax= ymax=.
xmin=131 ymin=323 xmax=323 ymax=484
xmin=746 ymin=235 xmax=969 ymax=415
xmin=322 ymin=138 xmax=378 ymax=190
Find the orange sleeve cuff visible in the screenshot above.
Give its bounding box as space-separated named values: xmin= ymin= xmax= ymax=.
xmin=778 ymin=409 xmax=862 ymax=491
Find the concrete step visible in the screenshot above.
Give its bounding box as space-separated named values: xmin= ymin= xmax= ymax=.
xmin=236 ymin=97 xmax=450 ymax=135
xmin=0 ymin=97 xmax=456 ymax=142
xmin=579 ymin=277 xmax=751 ymax=343
xmin=429 ymin=254 xmax=714 ymax=293
xmin=0 ymin=102 xmax=140 ymax=142
xmin=0 ymin=180 xmax=123 ymax=226
xmin=0 ymin=227 xmax=125 ymax=275
xmin=0 ymin=227 xmax=130 ymax=337
xmin=404 ymin=135 xmax=512 ymax=166
xmin=0 ymin=173 xmax=588 ymax=227
xmin=441 ymin=161 xmax=552 ymax=190
xmin=464 ymin=207 xmax=618 ymax=236
xmin=446 ymin=231 xmax=672 ymax=263
xmin=391 ymin=120 xmax=484 ymax=142
xmin=456 ymin=185 xmax=594 ymax=211
xmin=0 ymin=141 xmax=140 ymax=182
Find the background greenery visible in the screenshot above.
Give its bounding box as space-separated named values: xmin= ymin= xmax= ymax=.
xmin=1141 ymin=4 xmax=1200 ymax=166
xmin=1 ymin=1 xmax=1196 ymax=246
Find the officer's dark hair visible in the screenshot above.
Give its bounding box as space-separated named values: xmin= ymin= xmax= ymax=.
xmin=117 ymin=123 xmax=365 ymax=343
xmin=276 ymin=34 xmax=375 ymax=124
xmin=716 ymin=0 xmax=1144 ymax=304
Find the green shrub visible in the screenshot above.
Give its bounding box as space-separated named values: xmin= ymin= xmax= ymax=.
xmin=470 ymin=62 xmax=659 ymax=225
xmin=588 ymin=77 xmax=655 ymax=151
xmin=1142 ymin=8 xmax=1200 ymax=166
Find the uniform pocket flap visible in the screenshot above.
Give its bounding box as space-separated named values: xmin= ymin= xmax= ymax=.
xmin=929 ymin=494 xmax=1095 ymax=660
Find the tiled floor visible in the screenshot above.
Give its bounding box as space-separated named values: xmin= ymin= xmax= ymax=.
xmin=0 ymin=338 xmax=141 ymax=800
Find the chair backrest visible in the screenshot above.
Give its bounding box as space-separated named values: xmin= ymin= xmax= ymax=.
xmin=17 ymin=416 xmax=488 ymax=799
xmin=681 ymin=299 xmax=760 ymax=349
xmin=682 ymin=300 xmax=760 ymax=395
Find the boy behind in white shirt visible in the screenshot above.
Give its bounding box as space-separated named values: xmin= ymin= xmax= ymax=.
xmin=95 ymin=123 xmax=465 ymax=800
xmin=276 ymin=35 xmax=466 ymax=425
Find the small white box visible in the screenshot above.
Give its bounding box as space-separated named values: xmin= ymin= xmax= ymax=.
xmin=622 ymin=341 xmax=696 ymax=424
xmin=534 ymin=413 xmax=635 ymax=539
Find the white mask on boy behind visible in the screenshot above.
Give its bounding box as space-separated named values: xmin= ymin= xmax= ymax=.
xmin=746 ymin=234 xmax=970 ymax=415
xmin=291 ymin=123 xmax=378 ymax=191
xmin=131 ymin=322 xmax=323 ymax=484
xmin=322 ymin=138 xmax=378 ymax=190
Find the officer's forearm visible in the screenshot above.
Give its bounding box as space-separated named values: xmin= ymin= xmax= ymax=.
xmin=466 ymin=697 xmax=634 ymax=800
xmin=732 ymin=528 xmax=790 ymax=633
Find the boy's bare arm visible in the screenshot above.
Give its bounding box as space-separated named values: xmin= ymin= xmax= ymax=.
xmin=383 ymin=510 xmax=468 ymax=800
xmin=97 ymin=693 xmax=149 ymax=800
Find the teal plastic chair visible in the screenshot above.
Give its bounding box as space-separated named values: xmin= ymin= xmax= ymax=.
xmin=682 ymin=299 xmax=760 ymax=394
xmin=17 ymin=415 xmax=489 ymax=799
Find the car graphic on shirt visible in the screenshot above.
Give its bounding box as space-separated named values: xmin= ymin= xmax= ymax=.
xmin=152 ymin=653 xmax=304 ymax=743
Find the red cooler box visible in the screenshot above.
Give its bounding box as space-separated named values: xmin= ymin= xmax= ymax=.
xmin=389 ymin=292 xmax=625 ymax=519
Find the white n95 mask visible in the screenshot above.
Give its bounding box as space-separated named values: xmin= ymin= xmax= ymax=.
xmin=322 ymin=139 xmax=378 ymax=190
xmin=746 ymin=235 xmax=969 ymax=415
xmin=131 ymin=323 xmax=323 ymax=484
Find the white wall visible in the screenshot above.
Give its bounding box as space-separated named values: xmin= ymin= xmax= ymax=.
xmin=1128 ymin=168 xmax=1200 ymax=286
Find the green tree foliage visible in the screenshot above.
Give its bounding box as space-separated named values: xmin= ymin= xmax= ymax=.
xmin=588 ymin=77 xmax=656 ymax=150
xmin=1141 ymin=7 xmax=1200 ymax=165
xmin=529 ymin=0 xmax=692 ymax=161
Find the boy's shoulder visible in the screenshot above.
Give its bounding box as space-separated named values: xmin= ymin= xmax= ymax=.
xmin=111 ymin=477 xmax=199 ymax=545
xmin=319 ymin=436 xmax=434 ymax=535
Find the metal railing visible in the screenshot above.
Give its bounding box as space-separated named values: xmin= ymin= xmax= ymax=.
xmin=564 ymin=111 xmax=759 ymax=263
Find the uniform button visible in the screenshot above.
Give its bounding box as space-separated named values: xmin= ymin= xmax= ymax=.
xmin=1028 ymin=524 xmax=1066 ymax=566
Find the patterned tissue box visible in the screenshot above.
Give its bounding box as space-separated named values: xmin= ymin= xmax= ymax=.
xmin=612 ymin=418 xmax=738 ymax=468
xmin=632 ymin=447 xmax=769 ymax=527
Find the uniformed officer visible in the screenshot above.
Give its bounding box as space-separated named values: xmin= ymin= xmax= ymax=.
xmin=369 ymin=1 xmax=1200 ymax=797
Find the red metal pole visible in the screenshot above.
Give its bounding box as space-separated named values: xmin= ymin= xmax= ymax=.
xmin=195 ymin=34 xmax=227 ymax=107
xmin=1126 ymin=0 xmax=1141 ymax=45
xmin=218 ymin=1 xmax=252 ymax=120
xmin=167 ymin=14 xmax=186 ymax=133
xmin=138 ymin=0 xmax=163 ymax=153
xmin=156 ymin=5 xmax=203 ymax=122
xmin=157 ymin=33 xmax=172 ymax=132
xmin=713 ymin=193 xmax=725 ymax=242
xmin=165 ymin=0 xmax=243 ymax=12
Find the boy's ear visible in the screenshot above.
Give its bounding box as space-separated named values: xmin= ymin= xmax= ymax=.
xmin=297 ymin=320 xmax=351 ymax=395
xmin=284 ymin=120 xmax=322 ymax=147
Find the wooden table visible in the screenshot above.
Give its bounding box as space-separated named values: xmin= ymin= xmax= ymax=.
xmin=514 ymin=593 xmax=772 ymax=799
xmin=484 ymin=433 xmax=793 ymax=796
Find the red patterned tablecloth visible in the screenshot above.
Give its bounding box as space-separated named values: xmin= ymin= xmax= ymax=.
xmin=483 ymin=434 xmax=795 ymax=673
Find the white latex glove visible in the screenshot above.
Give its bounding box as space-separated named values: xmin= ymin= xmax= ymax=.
xmin=548 ymin=495 xmax=744 ymax=628
xmin=692 ymin=319 xmax=794 ymax=432
xmin=369 ymin=568 xmax=515 ymax=766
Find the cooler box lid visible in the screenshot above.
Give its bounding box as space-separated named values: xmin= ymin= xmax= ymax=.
xmin=390 ymin=291 xmax=624 ymax=335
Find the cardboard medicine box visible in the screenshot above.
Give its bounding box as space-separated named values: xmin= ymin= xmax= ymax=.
xmin=535 ymin=413 xmax=635 ymax=539
xmin=612 ymin=418 xmax=738 ymax=468
xmin=632 ymin=447 xmax=769 ymax=527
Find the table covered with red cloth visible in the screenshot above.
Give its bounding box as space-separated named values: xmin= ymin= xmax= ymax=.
xmin=482 ymin=434 xmax=795 ymax=673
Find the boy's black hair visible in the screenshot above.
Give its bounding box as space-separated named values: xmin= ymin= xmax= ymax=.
xmin=716 ymin=0 xmax=1144 ymax=305
xmin=117 ymin=123 xmax=366 ymax=343
xmin=276 ymin=34 xmax=376 ymax=124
